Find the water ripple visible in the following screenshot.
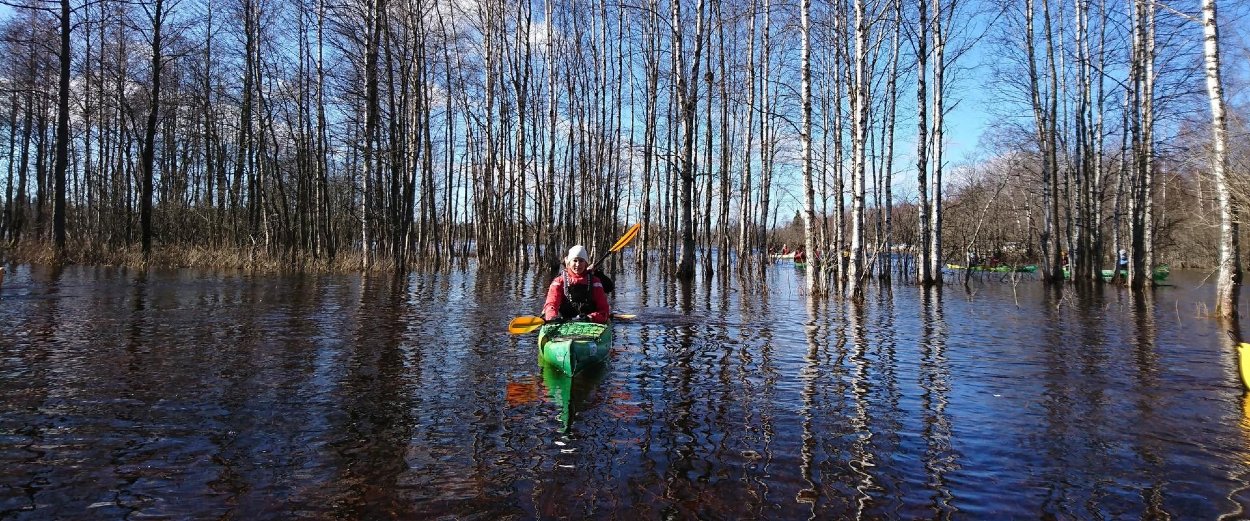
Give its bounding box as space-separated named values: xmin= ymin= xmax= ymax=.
xmin=1 ymin=265 xmax=1248 ymax=518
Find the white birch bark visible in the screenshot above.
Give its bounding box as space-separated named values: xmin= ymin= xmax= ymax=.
xmin=800 ymin=0 xmax=820 ymax=295
xmin=915 ymin=0 xmax=931 ymax=285
xmin=847 ymin=0 xmax=869 ymax=296
xmin=1202 ymin=0 xmax=1241 ymax=317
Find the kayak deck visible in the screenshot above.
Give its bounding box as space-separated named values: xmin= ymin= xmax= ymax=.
xmin=538 ymin=321 xmax=613 ymax=376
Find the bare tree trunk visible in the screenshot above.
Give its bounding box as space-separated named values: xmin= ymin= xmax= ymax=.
xmin=831 ymin=5 xmax=846 ymax=289
xmin=915 ymin=0 xmax=931 ymax=285
xmin=1026 ymin=0 xmax=1060 ymax=283
xmin=1072 ymin=0 xmax=1092 ymax=282
xmin=880 ymin=0 xmax=901 ymax=281
xmin=702 ymin=54 xmax=714 ymax=277
xmin=542 ymin=0 xmax=559 ymax=266
xmin=639 ymin=0 xmax=660 ymax=275
xmin=1202 ymin=0 xmax=1240 ymax=317
xmin=672 ymin=0 xmax=705 ymax=280
xmin=927 ymin=0 xmax=949 ymax=286
xmin=737 ymin=0 xmax=757 ymax=264
xmin=715 ymin=0 xmax=731 ymax=273
xmin=800 ymin=0 xmax=820 ymax=295
xmin=2 ymin=89 xmax=16 ymax=244
xmin=757 ymin=0 xmax=774 ymax=272
xmin=360 ymin=0 xmax=382 ymax=270
xmin=52 ymin=0 xmax=71 ymax=254
xmin=140 ymin=0 xmax=166 ymax=258
xmin=1138 ymin=0 xmax=1156 ymax=289
xmin=847 ymin=0 xmax=869 ymax=297
xmin=1128 ymin=0 xmax=1155 ymax=290
xmin=13 ymin=83 xmax=32 ymax=245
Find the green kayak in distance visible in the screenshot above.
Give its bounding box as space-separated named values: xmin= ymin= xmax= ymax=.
xmin=1099 ymin=265 xmax=1170 ymax=282
xmin=537 ymin=321 xmax=613 ymax=376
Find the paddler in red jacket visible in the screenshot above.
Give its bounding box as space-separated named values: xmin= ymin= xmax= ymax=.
xmin=543 ymin=245 xmax=611 ymax=323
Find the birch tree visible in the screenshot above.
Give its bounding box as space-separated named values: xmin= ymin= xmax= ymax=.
xmin=1201 ymin=0 xmax=1240 ymax=317
xmin=915 ymin=0 xmax=932 ymax=285
xmin=846 ymin=0 xmax=869 ymax=296
xmin=1127 ymin=0 xmax=1157 ymax=289
xmin=672 ymin=0 xmax=706 ymax=280
xmin=736 ymin=0 xmax=756 ymax=264
xmin=800 ymin=0 xmax=820 ymax=294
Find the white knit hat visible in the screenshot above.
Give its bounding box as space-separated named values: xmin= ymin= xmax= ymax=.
xmin=567 ymin=245 xmax=589 ymax=262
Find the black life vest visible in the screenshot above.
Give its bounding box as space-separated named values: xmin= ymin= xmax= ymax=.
xmin=593 ymin=268 xmax=615 ymax=295
xmin=559 ymin=271 xmax=599 ymax=318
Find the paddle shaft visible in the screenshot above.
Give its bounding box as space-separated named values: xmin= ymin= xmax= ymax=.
xmin=590 ymin=223 xmax=640 ymax=269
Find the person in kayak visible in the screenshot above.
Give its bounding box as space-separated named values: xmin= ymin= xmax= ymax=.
xmin=543 ymin=245 xmax=611 ymax=323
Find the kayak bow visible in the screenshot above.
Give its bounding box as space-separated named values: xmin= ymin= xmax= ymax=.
xmin=537 ymin=321 xmax=613 ymax=376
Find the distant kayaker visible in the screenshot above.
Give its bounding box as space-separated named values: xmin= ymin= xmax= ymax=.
xmin=543 ymin=245 xmax=611 ymax=324
xmin=1118 ymin=249 xmax=1128 ymax=270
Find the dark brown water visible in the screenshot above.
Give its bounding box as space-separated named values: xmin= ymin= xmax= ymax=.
xmin=3 ymin=262 xmax=1250 ymax=519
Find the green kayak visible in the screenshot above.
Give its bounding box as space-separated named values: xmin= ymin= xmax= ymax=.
xmin=537 ymin=321 xmax=613 ymax=376
xmin=1099 ymin=265 xmax=1170 ymax=282
xmin=542 ymin=361 xmax=609 ymax=431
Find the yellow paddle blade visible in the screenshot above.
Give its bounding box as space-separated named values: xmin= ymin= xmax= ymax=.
xmin=611 ymin=313 xmax=636 ymax=320
xmin=1238 ymin=342 xmax=1250 ymax=390
xmin=508 ymin=315 xmax=545 ymax=335
xmin=609 ymin=223 xmax=641 ymax=253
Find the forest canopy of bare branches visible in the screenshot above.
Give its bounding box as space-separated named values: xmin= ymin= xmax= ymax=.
xmin=0 ymin=0 xmax=1245 ymax=286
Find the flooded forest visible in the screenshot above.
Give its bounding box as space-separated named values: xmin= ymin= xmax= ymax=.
xmin=0 ymin=0 xmax=1247 ymax=301
xmin=7 ymin=0 xmax=1250 ymax=518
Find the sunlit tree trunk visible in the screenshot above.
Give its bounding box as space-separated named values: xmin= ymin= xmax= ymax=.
xmin=757 ymin=0 xmax=773 ymax=271
xmin=638 ymin=0 xmax=659 ymax=275
xmin=1128 ymin=0 xmax=1155 ymax=290
xmin=543 ymin=0 xmax=559 ymax=266
xmin=1026 ymin=0 xmax=1060 ymax=283
xmin=830 ymin=4 xmax=845 ymax=289
xmin=702 ymin=50 xmax=714 ymax=277
xmin=672 ymin=0 xmax=705 ymax=280
xmin=927 ymin=0 xmax=948 ymax=286
xmin=847 ymin=0 xmax=868 ymax=297
xmin=915 ymin=0 xmax=931 ymax=285
xmin=1091 ymin=0 xmax=1108 ymax=280
xmin=1043 ymin=0 xmax=1061 ymax=285
xmin=510 ymin=0 xmax=532 ymax=269
xmin=800 ymin=0 xmax=820 ymax=295
xmin=1139 ymin=0 xmax=1156 ymax=289
xmin=1202 ymin=0 xmax=1240 ymax=317
xmin=879 ymin=0 xmax=901 ymax=281
xmin=1072 ymin=0 xmax=1093 ymax=282
xmin=737 ymin=0 xmax=757 ymax=264
xmin=715 ymin=0 xmax=731 ymax=273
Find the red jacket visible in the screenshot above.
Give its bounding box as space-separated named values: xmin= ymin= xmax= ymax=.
xmin=543 ymin=268 xmax=611 ymax=323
